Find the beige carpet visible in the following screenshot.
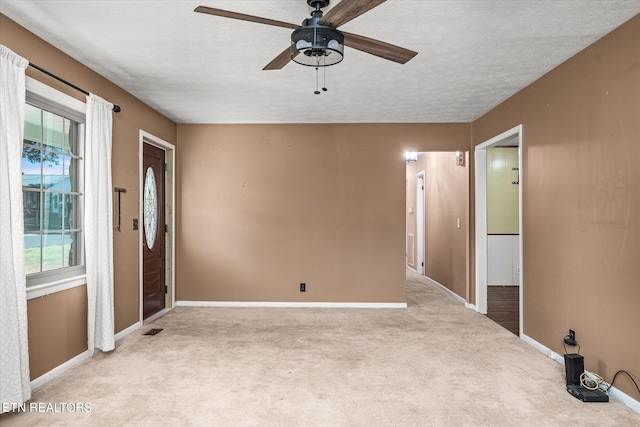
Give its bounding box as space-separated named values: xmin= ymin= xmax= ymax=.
xmin=2 ymin=271 xmax=638 ymax=426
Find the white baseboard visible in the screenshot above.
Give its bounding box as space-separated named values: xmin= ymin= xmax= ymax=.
xmin=30 ymin=350 xmax=90 ymax=391
xmin=464 ymin=302 xmax=477 ymax=311
xmin=521 ymin=333 xmax=565 ymax=365
xmin=423 ymin=276 xmax=466 ymax=305
xmin=522 ymin=334 xmax=639 ymax=414
xmin=115 ymin=321 xmax=141 ymax=341
xmin=176 ymin=301 xmax=407 ymax=309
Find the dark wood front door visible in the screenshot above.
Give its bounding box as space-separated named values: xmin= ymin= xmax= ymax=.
xmin=143 ymin=143 xmax=165 ymax=319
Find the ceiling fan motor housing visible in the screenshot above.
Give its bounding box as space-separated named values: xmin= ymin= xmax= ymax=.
xmin=291 ymin=3 xmax=344 ymax=66
xmin=307 ymin=0 xmax=330 ymax=9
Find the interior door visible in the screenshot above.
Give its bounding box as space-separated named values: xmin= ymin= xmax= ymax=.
xmin=416 ymin=173 xmax=425 ymax=275
xmin=143 ymin=143 xmax=165 ymax=319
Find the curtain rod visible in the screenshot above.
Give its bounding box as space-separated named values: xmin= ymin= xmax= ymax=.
xmin=29 ymin=62 xmax=121 ymax=113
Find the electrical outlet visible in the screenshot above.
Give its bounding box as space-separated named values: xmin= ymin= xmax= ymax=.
xmin=569 ymin=329 xmax=575 ymax=342
xmin=300 ymin=283 xmax=306 ymax=292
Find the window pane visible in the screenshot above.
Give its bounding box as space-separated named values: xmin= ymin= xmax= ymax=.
xmin=42 ymin=110 xmax=71 ymax=154
xmin=68 ymin=120 xmax=79 ymax=157
xmin=43 ymin=192 xmax=63 ymax=230
xmin=23 ymin=191 xmax=41 ymax=232
xmin=42 ymin=152 xmax=63 ymax=189
xmin=24 ymin=104 xmax=42 ymax=144
xmin=63 ymin=194 xmax=80 ymax=230
xmin=62 ymin=155 xmax=79 ymax=192
xmin=64 ymin=231 xmax=81 ymax=268
xmin=22 ymin=145 xmax=42 ymax=188
xmin=24 ymin=235 xmax=41 ymax=274
xmin=144 ymin=166 xmax=158 ymax=250
xmin=42 ymin=233 xmax=65 ymax=272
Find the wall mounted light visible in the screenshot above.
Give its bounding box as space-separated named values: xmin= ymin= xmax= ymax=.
xmin=405 ymin=152 xmax=418 ymax=163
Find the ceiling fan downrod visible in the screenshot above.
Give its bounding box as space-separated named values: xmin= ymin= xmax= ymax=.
xmin=308 ymin=0 xmax=330 ymax=14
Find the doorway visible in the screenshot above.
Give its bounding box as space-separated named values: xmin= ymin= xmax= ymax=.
xmin=415 ymin=172 xmax=425 ymax=275
xmin=142 ymin=143 xmax=165 ymax=319
xmin=474 ymin=125 xmax=523 ymax=336
xmin=139 ymin=131 xmax=175 ymax=323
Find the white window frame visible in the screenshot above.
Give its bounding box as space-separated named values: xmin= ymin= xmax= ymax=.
xmin=25 ymin=77 xmax=87 ymax=300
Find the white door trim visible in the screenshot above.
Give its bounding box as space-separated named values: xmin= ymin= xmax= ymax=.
xmin=139 ymin=130 xmax=176 ymax=322
xmin=474 ymin=125 xmax=524 ymax=337
xmin=416 ymin=171 xmax=425 ymax=275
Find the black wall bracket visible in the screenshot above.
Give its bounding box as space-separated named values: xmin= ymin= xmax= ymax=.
xmin=114 ymin=187 xmax=126 ymax=232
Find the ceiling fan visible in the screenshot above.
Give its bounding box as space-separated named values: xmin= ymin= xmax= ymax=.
xmin=194 ymin=0 xmax=418 ymax=70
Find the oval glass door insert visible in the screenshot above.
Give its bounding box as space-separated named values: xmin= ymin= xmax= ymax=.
xmin=143 ymin=166 xmax=157 ymax=250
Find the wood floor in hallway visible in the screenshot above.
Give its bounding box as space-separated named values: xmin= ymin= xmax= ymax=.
xmin=487 ymin=285 xmax=519 ymax=336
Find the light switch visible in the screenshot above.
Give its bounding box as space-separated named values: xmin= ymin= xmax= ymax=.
xmin=456 ymin=218 xmax=461 ymax=229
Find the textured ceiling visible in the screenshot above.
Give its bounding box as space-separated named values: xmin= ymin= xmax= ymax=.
xmin=2 ymin=1 xmax=639 ymax=124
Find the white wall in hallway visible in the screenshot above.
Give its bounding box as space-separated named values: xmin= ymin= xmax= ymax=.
xmin=488 ymin=235 xmax=520 ymax=285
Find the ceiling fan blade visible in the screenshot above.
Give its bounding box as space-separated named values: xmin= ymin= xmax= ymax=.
xmin=194 ymin=6 xmax=299 ymax=30
xmin=319 ymin=0 xmax=386 ymax=28
xmin=263 ymin=47 xmax=298 ymax=70
xmin=343 ymin=31 xmax=417 ymax=64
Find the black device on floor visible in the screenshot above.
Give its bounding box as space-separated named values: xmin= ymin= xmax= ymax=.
xmin=564 ymin=353 xmax=584 ymax=385
xmin=564 ymin=353 xmax=609 ymax=402
xmin=567 ymin=384 xmax=609 ymax=402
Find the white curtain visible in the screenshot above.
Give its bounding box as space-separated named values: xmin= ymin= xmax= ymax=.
xmin=0 ymin=45 xmax=31 ymax=409
xmin=85 ymin=94 xmax=115 ymax=355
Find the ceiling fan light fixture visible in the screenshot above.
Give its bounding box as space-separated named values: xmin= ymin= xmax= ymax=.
xmin=290 ymin=6 xmax=344 ymax=67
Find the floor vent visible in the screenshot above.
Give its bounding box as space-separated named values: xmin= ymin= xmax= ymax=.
xmin=143 ymin=328 xmax=164 ymax=336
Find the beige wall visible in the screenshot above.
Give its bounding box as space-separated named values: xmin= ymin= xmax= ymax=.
xmin=176 ymin=124 xmax=470 ymax=303
xmin=26 ymin=286 xmax=87 ymax=379
xmin=472 ymin=15 xmax=640 ymax=396
xmin=406 ymin=153 xmax=469 ymax=299
xmin=4 ymin=7 xmax=637 ymax=400
xmin=1 ymin=15 xmax=177 ymax=378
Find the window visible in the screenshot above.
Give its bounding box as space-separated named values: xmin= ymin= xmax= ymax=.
xmin=22 ymin=87 xmax=86 ymax=288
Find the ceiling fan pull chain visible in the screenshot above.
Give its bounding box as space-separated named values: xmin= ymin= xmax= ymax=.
xmin=322 ymin=56 xmax=328 ymax=92
xmin=314 ymin=67 xmax=321 ymax=95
